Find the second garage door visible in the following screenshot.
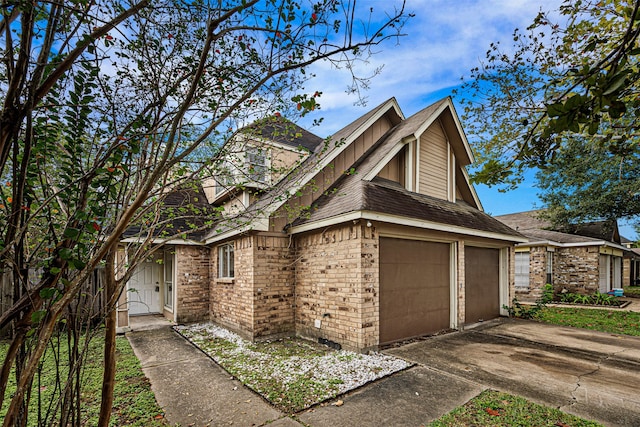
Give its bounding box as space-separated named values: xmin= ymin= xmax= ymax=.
xmin=379 ymin=238 xmax=451 ymax=345
xmin=465 ymin=246 xmax=500 ymax=324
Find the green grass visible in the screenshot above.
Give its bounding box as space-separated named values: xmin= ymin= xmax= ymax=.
xmin=534 ymin=306 xmax=640 ymax=336
xmin=624 ymin=286 xmax=640 ymax=298
xmin=429 ymin=389 xmax=602 ymax=426
xmin=0 ymin=333 xmax=167 ymax=426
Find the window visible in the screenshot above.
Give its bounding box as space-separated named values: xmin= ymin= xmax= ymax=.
xmin=515 ymin=251 xmax=530 ymax=289
xmin=218 ymin=243 xmax=234 ymax=278
xmin=215 ymin=161 xmax=235 ymax=195
xmin=164 ymin=250 xmax=174 ymax=310
xmin=546 ymin=251 xmax=553 ymax=285
xmin=246 ymin=147 xmax=267 ymax=184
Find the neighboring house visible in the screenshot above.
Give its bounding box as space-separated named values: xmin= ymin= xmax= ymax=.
xmin=496 ymin=211 xmax=628 ymax=302
xmin=118 ymin=97 xmax=525 ymax=351
xmin=621 ymin=236 xmax=640 ymax=287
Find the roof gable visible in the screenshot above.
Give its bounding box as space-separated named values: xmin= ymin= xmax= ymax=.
xmin=362 ymin=97 xmax=481 ymax=208
xmin=203 ymin=98 xmax=404 ymax=243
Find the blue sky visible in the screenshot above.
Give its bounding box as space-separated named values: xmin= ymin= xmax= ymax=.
xmin=299 ymin=0 xmax=638 ymax=240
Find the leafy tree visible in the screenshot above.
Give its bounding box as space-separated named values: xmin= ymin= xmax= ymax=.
xmin=536 ymin=136 xmax=640 ymax=225
xmin=0 ymin=1 xmax=410 ymax=425
xmin=456 ymin=0 xmax=640 ymax=227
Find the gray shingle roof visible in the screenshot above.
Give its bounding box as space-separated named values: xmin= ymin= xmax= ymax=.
xmin=241 ymin=116 xmax=323 ymax=152
xmin=289 ymin=99 xmax=522 ymax=239
xmin=495 ymin=211 xmax=621 ymax=245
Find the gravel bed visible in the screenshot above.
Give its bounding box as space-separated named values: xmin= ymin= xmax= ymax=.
xmin=175 ymin=322 xmax=412 ymax=412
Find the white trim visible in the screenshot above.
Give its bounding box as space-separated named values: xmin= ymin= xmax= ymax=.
xmin=450 ymin=243 xmax=458 ymax=330
xmin=406 ymin=140 xmax=414 ymax=191
xmin=288 ymin=210 xmax=528 ymax=243
xmin=120 ymin=237 xmax=203 ymax=245
xmin=517 ymin=240 xmax=627 ymax=251
xmin=362 ymin=136 xmax=415 ymax=182
xmin=459 ymin=167 xmax=483 ymax=211
xmin=163 ymin=249 xmax=175 ymax=316
xmin=415 ymin=136 xmax=421 ymax=193
xmin=447 ymin=141 xmax=453 ymax=202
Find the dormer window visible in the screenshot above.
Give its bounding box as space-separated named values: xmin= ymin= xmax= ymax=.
xmin=215 ymin=160 xmax=235 ymax=196
xmin=246 ymin=147 xmax=268 ymax=184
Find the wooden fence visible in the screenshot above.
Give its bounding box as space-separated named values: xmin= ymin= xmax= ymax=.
xmin=0 ymin=268 xmax=107 ymax=337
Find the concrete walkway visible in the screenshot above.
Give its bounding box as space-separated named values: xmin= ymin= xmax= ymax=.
xmin=127 ymin=315 xmax=640 ymax=427
xmin=126 ymin=319 xmax=480 ymax=427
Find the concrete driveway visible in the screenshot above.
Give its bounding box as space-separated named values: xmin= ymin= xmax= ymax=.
xmin=384 ymin=319 xmax=640 ymax=427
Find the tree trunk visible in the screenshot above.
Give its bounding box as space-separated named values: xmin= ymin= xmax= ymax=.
xmin=97 ymin=248 xmax=118 ymax=427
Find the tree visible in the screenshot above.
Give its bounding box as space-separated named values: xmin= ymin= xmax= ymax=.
xmin=0 ymin=1 xmax=410 ymax=425
xmin=535 ymin=137 xmax=640 ymax=225
xmin=456 ymin=0 xmax=640 ymax=227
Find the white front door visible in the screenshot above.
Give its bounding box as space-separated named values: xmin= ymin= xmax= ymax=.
xmin=128 ymin=261 xmax=162 ymax=315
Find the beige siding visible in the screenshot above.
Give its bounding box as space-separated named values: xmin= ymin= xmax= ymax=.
xmin=418 ymin=120 xmax=449 ymax=200
xmin=376 ymin=148 xmax=405 ymax=185
xmin=270 ymin=115 xmax=394 ymax=231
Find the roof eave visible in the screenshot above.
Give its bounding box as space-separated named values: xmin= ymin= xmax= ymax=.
xmin=288 ymin=210 xmax=527 ymax=243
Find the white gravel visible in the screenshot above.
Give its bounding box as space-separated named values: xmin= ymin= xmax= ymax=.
xmin=175 ymin=322 xmax=412 ymax=408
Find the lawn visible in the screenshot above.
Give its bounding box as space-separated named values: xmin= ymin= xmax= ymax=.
xmin=624 ymin=286 xmax=640 ymax=298
xmin=535 ymin=306 xmax=640 ymax=336
xmin=0 ymin=333 xmax=166 ymax=426
xmin=429 ymin=389 xmax=602 ymax=427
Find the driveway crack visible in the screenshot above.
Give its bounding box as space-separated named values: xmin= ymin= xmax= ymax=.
xmin=560 ymin=347 xmax=628 ymax=411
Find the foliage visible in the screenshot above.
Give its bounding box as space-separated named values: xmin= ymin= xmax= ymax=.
xmin=557 ymin=291 xmax=622 ymax=306
xmin=624 ymin=285 xmax=640 ymax=297
xmin=0 ymin=335 xmax=166 ymax=426
xmin=0 ymin=1 xmax=411 ymax=425
xmin=535 ymin=306 xmax=640 ymax=336
xmin=536 ymin=137 xmax=640 ymax=227
xmin=429 ymin=389 xmax=602 ymax=427
xmin=504 ymin=283 xmax=554 ymax=319
xmin=456 ymin=0 xmax=640 ymax=227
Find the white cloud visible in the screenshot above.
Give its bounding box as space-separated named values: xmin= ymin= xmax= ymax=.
xmin=301 ymin=0 xmax=563 ymax=133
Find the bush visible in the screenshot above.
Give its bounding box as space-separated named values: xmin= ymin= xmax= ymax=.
xmin=556 ymin=291 xmax=621 ymax=306
xmin=505 ymin=284 xmax=554 ymax=319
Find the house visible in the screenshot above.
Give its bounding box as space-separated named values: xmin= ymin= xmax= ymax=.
xmin=495 ymin=210 xmax=628 ymax=301
xmin=621 ymin=236 xmax=640 ymax=287
xmin=117 ymin=97 xmax=525 ymax=351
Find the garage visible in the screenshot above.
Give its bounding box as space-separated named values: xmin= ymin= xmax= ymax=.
xmin=464 ymin=246 xmax=500 ymax=324
xmin=379 ymin=237 xmax=451 ymax=345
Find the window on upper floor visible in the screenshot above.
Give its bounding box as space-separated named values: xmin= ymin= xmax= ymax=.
xmin=246 ymin=146 xmax=268 ymax=184
xmin=218 ymin=243 xmax=234 ymax=278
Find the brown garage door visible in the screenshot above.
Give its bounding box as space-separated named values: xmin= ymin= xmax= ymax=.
xmin=380 ymin=238 xmax=450 ymax=345
xmin=465 ymin=246 xmax=500 ymax=324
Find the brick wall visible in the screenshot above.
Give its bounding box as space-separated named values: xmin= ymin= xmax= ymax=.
xmin=209 ymin=237 xmax=254 ymax=337
xmin=175 ymin=246 xmax=210 ymax=323
xmin=294 ymin=223 xmax=378 ymax=351
xmin=623 ymin=258 xmax=631 ymax=287
xmin=253 ymin=235 xmax=295 ymax=337
xmin=554 ymin=246 xmax=600 ymax=294
xmin=516 ymin=246 xmax=549 ymax=302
